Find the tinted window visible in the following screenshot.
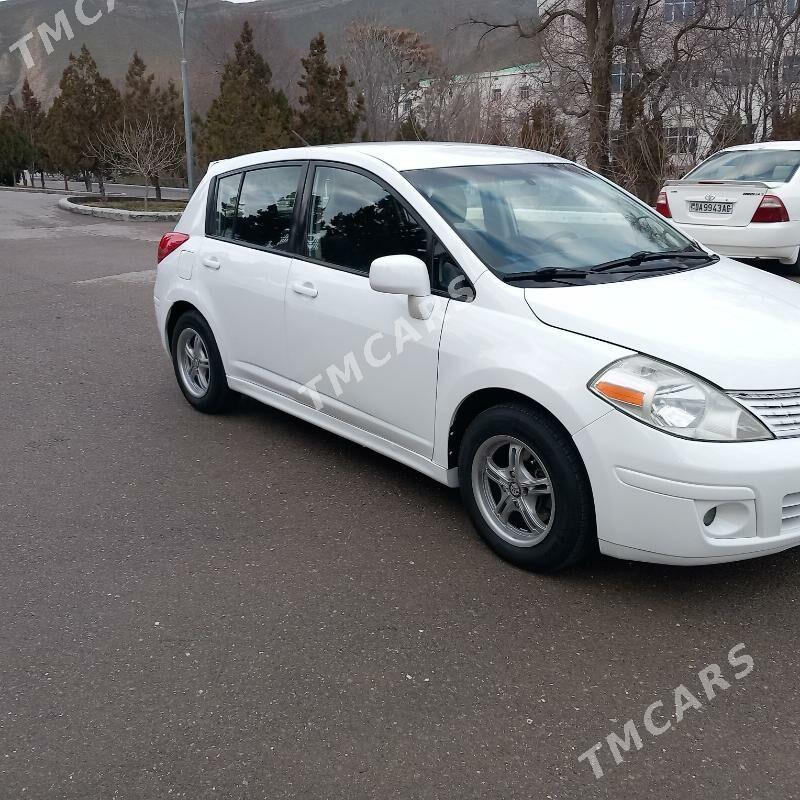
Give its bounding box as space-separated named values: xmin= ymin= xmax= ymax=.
xmin=234 ymin=166 xmax=301 ymax=250
xmin=687 ymin=149 xmax=800 ymax=182
xmin=305 ymin=166 xmax=427 ymax=273
xmin=211 ymin=173 xmax=241 ymax=238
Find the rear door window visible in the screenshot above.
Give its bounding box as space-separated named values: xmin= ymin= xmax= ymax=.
xmin=233 ymin=166 xmax=302 ymax=251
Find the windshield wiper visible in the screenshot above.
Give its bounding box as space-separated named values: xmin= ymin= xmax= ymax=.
xmin=501 ymin=267 xmax=590 ymax=283
xmin=499 ymin=250 xmax=717 ymax=283
xmin=589 ymin=249 xmax=717 ymax=273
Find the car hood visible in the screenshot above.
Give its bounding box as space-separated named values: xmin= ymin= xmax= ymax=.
xmin=524 ymin=258 xmax=800 ymax=390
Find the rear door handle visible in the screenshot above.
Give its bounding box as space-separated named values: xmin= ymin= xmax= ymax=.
xmin=291 ymin=281 xmax=318 ymax=298
xmin=201 ymin=255 xmax=221 ymax=270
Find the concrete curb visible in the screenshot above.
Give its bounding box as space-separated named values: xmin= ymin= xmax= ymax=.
xmin=58 ymin=196 xmax=183 ymax=222
xmin=0 ymin=185 xmax=96 ymax=196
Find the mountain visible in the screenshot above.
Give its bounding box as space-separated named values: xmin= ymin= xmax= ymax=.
xmin=0 ymin=0 xmax=535 ymax=109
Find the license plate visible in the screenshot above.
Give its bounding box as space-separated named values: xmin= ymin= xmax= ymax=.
xmin=689 ymin=201 xmax=734 ymax=214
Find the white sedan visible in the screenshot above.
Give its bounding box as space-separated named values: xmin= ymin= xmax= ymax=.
xmin=657 ymin=141 xmax=800 ymax=274
xmin=155 ymin=142 xmax=800 ymax=571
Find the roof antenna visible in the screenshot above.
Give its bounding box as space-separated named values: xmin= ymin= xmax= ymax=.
xmin=291 ymin=129 xmax=311 ymax=147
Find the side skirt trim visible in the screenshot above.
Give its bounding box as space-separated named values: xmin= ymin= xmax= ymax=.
xmin=228 ymin=375 xmax=459 ymax=488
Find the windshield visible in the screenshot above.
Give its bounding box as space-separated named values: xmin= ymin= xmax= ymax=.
xmin=686 ymin=149 xmax=800 ymax=182
xmin=403 ymin=163 xmax=692 ymax=277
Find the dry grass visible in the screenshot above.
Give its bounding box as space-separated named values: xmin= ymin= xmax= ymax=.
xmin=86 ymin=198 xmax=187 ymax=213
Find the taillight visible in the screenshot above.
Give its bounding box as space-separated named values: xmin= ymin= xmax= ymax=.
xmin=655 ymin=190 xmax=671 ymax=218
xmin=751 ymin=195 xmax=789 ymax=224
xmin=157 ymin=232 xmax=190 ymax=264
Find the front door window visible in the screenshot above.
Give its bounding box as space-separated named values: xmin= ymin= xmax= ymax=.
xmin=304 ymin=166 xmax=427 ymax=273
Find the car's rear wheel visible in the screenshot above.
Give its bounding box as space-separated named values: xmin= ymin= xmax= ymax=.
xmin=170 ymin=310 xmax=235 ymax=413
xmin=458 ymin=403 xmax=596 ymax=572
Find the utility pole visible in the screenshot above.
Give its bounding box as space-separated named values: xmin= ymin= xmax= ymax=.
xmin=172 ymin=0 xmax=195 ymax=192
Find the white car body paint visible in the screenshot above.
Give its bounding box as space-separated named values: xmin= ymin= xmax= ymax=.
xmin=663 ymin=141 xmax=800 ymax=264
xmin=154 ymin=142 xmax=800 ymax=565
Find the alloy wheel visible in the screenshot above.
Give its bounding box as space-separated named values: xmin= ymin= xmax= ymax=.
xmin=176 ymin=327 xmax=211 ymax=398
xmin=471 ymin=435 xmax=555 ymax=547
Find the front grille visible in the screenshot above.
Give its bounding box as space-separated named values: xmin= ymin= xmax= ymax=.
xmin=782 ymin=492 xmax=800 ymax=533
xmin=730 ymin=389 xmax=800 ymax=439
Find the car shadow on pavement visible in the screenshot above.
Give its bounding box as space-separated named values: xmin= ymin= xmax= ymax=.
xmin=565 ymin=546 xmax=800 ymax=596
xmin=738 ymin=257 xmax=800 ymax=283
xmin=232 ymin=395 xmax=800 ymax=602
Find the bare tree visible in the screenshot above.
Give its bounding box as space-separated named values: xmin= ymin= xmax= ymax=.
xmin=664 ymin=0 xmax=800 ymax=152
xmin=345 ymin=22 xmax=433 ymax=140
xmin=414 ymin=71 xmax=499 ymax=142
xmin=470 ymin=1 xmax=616 ymax=174
xmin=469 ymin=0 xmax=735 ymax=195
xmin=88 ymin=117 xmax=183 ymax=211
xmin=605 ymin=0 xmax=736 ymax=199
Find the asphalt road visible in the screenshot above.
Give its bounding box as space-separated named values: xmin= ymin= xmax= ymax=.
xmin=2 ymin=190 xmax=800 ymax=799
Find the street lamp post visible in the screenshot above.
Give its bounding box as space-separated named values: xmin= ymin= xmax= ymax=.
xmin=172 ymin=0 xmax=195 ymax=192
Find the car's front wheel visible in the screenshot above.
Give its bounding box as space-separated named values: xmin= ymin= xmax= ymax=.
xmin=458 ymin=403 xmax=596 ymax=572
xmin=170 ymin=310 xmax=235 ymax=413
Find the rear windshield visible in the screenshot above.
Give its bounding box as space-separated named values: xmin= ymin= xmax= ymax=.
xmin=687 ymin=149 xmax=800 ymax=182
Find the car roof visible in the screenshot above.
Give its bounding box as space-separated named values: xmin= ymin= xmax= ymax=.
xmin=209 ymin=142 xmax=569 ymax=175
xmin=724 ymin=141 xmax=800 ymax=152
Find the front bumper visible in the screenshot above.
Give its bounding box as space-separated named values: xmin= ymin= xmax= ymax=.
xmin=678 ymin=220 xmax=800 ymax=264
xmin=574 ymin=410 xmax=800 ymax=564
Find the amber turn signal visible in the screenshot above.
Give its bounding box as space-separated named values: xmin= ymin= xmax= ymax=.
xmin=594 ymin=381 xmax=645 ymax=407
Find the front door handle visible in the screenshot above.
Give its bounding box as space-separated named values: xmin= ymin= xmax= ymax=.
xmin=201 ymin=255 xmax=221 ymax=270
xmin=291 ymin=281 xmax=318 ymax=298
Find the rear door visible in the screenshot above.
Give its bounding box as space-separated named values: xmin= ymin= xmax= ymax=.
xmin=197 ymin=162 xmax=306 ymax=388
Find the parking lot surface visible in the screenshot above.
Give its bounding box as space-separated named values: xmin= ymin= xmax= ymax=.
xmin=1 ymin=191 xmax=799 ymax=799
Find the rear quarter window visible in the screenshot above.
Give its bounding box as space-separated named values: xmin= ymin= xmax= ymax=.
xmin=209 ymin=173 xmax=242 ymax=238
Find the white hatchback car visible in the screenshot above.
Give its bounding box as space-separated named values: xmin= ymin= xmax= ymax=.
xmin=155 ymin=143 xmax=800 ymax=572
xmin=657 ymin=141 xmax=800 ymax=274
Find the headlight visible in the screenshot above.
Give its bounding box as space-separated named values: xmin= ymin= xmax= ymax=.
xmin=590 ymin=355 xmax=772 ymax=442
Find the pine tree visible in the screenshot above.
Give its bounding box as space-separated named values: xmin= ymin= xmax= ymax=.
xmin=198 ymin=21 xmax=292 ymax=166
xmin=2 ymin=85 xmax=46 ymax=187
xmin=2 ymin=96 xmax=25 ymax=185
xmin=20 ymin=80 xmax=45 ymax=187
xmin=123 ymin=52 xmax=156 ymax=121
xmin=43 ymin=46 xmax=120 ymax=195
xmin=0 ymin=116 xmax=30 ymax=186
xmin=296 ymin=33 xmax=364 ymax=145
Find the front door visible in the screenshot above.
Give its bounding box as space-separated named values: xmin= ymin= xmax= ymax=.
xmin=284 ymin=164 xmax=447 ymax=458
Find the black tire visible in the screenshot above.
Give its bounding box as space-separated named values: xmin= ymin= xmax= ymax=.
xmin=458 ymin=402 xmax=596 ymax=572
xmin=783 ymin=252 xmax=800 ymax=277
xmin=170 ymin=310 xmax=235 ymax=414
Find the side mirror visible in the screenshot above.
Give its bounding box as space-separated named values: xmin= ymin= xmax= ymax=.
xmin=369 ymin=255 xmax=433 ymax=320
